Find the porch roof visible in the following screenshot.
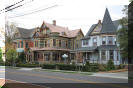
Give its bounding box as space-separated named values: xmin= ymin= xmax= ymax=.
xmin=75 ymin=46 xmax=98 ymax=52
xmin=31 ymin=47 xmax=71 ymax=51
xmin=98 ymin=45 xmax=118 ymax=50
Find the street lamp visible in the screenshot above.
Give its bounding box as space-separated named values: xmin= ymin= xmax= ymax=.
xmin=62 ymin=54 xmax=68 ymax=64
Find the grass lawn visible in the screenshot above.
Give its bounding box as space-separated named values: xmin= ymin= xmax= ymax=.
xmin=0 ymin=86 xmax=8 ymax=88
xmin=34 ymin=69 xmax=93 ymax=75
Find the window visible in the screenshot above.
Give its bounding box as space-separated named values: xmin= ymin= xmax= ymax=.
xmin=45 ymin=41 xmax=47 ymax=47
xmin=53 ymin=39 xmax=56 ymax=47
xmin=21 ymin=41 xmax=23 ymax=48
xmin=108 ymin=36 xmax=113 ymax=45
xmin=102 ymin=37 xmax=106 ymax=45
xmin=61 ymin=32 xmax=65 ymax=35
xmin=101 ymin=51 xmax=106 ymax=60
xmin=59 ymin=40 xmax=61 ymax=47
xmin=93 ymin=37 xmax=97 ymax=46
xmin=35 ymin=41 xmax=37 ymax=47
xmin=66 ymin=41 xmax=68 ymax=48
xmin=25 ymin=42 xmax=28 ymax=48
xmin=40 ymin=40 xmax=44 ymax=48
xmin=18 ymin=42 xmax=20 ymax=48
xmin=48 ymin=40 xmax=50 ymax=47
xmin=35 ymin=40 xmax=38 ymax=47
xmin=83 ymin=40 xmax=88 ymax=46
xmin=114 ymin=38 xmax=117 ymax=45
xmin=76 ymin=40 xmax=78 ymax=48
xmin=109 ymin=50 xmax=114 ymax=60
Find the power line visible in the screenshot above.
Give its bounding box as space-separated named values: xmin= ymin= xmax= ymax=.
xmin=0 ymin=0 xmax=34 ymax=14
xmin=0 ymin=0 xmax=24 ymax=12
xmin=8 ymin=5 xmax=58 ymax=18
xmin=5 ymin=5 xmax=23 ymax=12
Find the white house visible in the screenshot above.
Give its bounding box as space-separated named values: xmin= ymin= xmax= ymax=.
xmin=76 ymin=8 xmax=122 ymax=65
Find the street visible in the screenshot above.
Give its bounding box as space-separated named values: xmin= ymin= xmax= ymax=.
xmin=4 ymin=67 xmax=131 ymax=88
xmin=0 ymin=66 xmax=5 ymax=79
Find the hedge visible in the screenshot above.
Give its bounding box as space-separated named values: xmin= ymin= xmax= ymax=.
xmin=42 ymin=63 xmax=99 ymax=72
xmin=0 ymin=62 xmax=4 ymax=66
xmin=42 ymin=64 xmax=56 ymax=69
xmin=16 ymin=63 xmax=40 ymax=68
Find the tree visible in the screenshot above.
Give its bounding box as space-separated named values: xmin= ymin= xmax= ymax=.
xmin=6 ymin=48 xmax=17 ymax=66
xmin=5 ymin=21 xmax=18 ymax=64
xmin=117 ymin=18 xmax=128 ymax=61
xmin=5 ymin=21 xmax=17 ymax=52
xmin=130 ymin=0 xmax=133 ymax=2
xmin=0 ymin=48 xmax=2 ymax=62
xmin=129 ymin=2 xmax=133 ymax=64
xmin=117 ymin=5 xmax=128 ymax=63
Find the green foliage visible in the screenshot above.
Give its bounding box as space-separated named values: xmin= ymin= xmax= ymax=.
xmin=42 ymin=64 xmax=56 ymax=69
xmin=98 ymin=64 xmax=106 ymax=71
xmin=107 ymin=60 xmax=115 ymax=71
xmin=57 ymin=64 xmax=76 ymax=71
xmin=42 ymin=62 xmax=99 ymax=72
xmin=117 ymin=18 xmax=128 ymax=59
xmin=16 ymin=63 xmax=40 ymax=68
xmin=16 ymin=52 xmax=26 ymax=63
xmin=79 ymin=62 xmax=99 ymax=72
xmin=6 ymin=48 xmax=17 ymax=66
xmin=130 ymin=0 xmax=133 ymax=2
xmin=0 ymin=48 xmax=2 ymax=62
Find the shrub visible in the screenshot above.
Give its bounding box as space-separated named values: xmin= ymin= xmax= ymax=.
xmin=56 ymin=64 xmax=76 ymax=71
xmin=42 ymin=64 xmax=56 ymax=69
xmin=107 ymin=59 xmax=115 ymax=71
xmin=0 ymin=62 xmax=4 ymax=66
xmin=41 ymin=63 xmax=99 ymax=72
xmin=81 ymin=62 xmax=98 ymax=72
xmin=16 ymin=63 xmax=40 ymax=68
xmin=98 ymin=64 xmax=106 ymax=71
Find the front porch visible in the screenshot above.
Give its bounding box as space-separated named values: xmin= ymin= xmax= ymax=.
xmin=26 ymin=50 xmax=71 ymax=64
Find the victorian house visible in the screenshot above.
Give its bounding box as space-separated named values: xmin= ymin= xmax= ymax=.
xmin=13 ymin=20 xmax=84 ymax=64
xmin=76 ymin=8 xmax=122 ymax=65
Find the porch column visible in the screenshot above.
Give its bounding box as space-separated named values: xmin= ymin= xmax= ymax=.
xmin=32 ymin=52 xmax=34 ymax=62
xmin=114 ymin=50 xmax=116 ymax=65
xmin=106 ymin=50 xmax=108 ymax=64
xmin=59 ymin=52 xmax=61 ymax=62
xmin=50 ymin=52 xmax=53 ymax=63
xmin=86 ymin=52 xmax=87 ymax=60
xmin=70 ymin=53 xmax=71 ymax=62
xmin=43 ymin=52 xmax=45 ymax=62
xmin=99 ymin=50 xmax=101 ymax=64
xmin=26 ymin=54 xmax=28 ymax=62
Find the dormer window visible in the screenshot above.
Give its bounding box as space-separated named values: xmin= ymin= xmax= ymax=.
xmin=35 ymin=32 xmax=39 ymax=37
xmin=61 ymin=32 xmax=66 ymax=36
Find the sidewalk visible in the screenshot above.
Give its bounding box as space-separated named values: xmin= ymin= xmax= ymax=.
xmin=91 ymin=71 xmax=128 ymax=79
xmin=4 ymin=80 xmax=48 ymax=88
xmin=0 ymin=79 xmax=5 ymax=87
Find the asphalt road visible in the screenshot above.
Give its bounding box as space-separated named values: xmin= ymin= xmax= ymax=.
xmin=0 ymin=66 xmax=5 ymax=79
xmin=5 ymin=67 xmax=131 ymax=88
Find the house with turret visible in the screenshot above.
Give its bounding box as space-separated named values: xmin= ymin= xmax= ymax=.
xmin=76 ymin=8 xmax=122 ymax=65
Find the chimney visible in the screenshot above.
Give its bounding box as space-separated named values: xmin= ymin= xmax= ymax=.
xmin=98 ymin=20 xmax=101 ymax=24
xmin=53 ymin=20 xmax=56 ymax=26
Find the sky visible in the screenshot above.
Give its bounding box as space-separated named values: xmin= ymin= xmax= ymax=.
xmin=0 ymin=0 xmax=130 ymax=47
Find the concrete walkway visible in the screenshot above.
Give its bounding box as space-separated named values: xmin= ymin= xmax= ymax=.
xmin=91 ymin=71 xmax=128 ymax=79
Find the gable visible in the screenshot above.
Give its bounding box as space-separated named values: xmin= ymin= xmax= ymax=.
xmin=91 ymin=23 xmax=102 ymax=35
